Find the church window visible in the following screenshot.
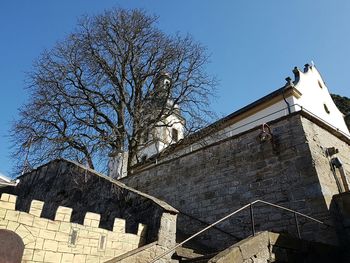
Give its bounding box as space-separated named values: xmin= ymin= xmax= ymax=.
xmin=141 ymin=155 xmax=147 ymax=162
xmin=318 ymin=80 xmax=323 ymax=89
xmin=142 ymin=130 xmax=149 ymax=143
xmin=324 ymin=103 xmax=330 ymax=114
xmin=172 ymin=128 xmax=179 ymax=142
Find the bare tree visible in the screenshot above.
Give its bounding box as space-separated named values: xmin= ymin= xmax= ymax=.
xmin=11 ymin=8 xmax=217 ymax=174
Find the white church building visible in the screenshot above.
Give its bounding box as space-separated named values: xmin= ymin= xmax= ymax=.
xmin=128 ymin=63 xmax=349 ymax=172
xmin=110 ymin=63 xmax=349 ymax=177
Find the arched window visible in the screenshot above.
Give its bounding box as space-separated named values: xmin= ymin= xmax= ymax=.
xmin=172 ymin=128 xmax=179 ymax=142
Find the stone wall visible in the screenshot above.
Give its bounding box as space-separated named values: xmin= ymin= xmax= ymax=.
xmin=330 ymin=192 xmax=350 ymax=254
xmin=0 ymin=159 xmax=178 ymax=245
xmin=0 ymin=159 xmax=178 ymax=262
xmin=208 ymin=231 xmax=340 ymax=263
xmin=105 ymin=213 xmax=177 ymax=263
xmin=123 ymin=113 xmax=347 ymax=248
xmin=302 ymin=117 xmax=350 ymax=206
xmin=0 ymin=193 xmax=146 ymax=263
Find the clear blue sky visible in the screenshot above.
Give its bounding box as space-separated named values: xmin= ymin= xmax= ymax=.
xmin=1 ymin=1 xmax=350 ymax=177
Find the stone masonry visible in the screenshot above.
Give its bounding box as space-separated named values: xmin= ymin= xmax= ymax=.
xmin=122 ymin=112 xmax=350 ymax=249
xmin=0 ymin=193 xmax=146 ymax=262
xmin=0 ymin=159 xmax=178 ymax=263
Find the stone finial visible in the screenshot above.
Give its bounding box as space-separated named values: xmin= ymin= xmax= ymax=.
xmin=304 ymin=64 xmax=311 ymax=73
xmin=285 ymin=77 xmax=293 ymax=87
xmin=292 ymin=67 xmax=300 ymax=83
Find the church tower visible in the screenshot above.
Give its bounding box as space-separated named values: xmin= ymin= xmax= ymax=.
xmin=108 ymin=73 xmax=185 ymax=179
xmin=136 ymin=73 xmax=185 ymax=162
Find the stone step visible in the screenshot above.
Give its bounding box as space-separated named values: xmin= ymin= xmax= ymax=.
xmin=174 ymin=246 xmax=204 ymax=259
xmin=178 ymin=253 xmax=217 ymax=263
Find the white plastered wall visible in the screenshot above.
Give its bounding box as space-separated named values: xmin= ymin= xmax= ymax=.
xmin=291 ymin=66 xmax=349 ymax=135
xmin=137 ymin=113 xmax=185 ymax=159
xmin=159 ymin=65 xmax=350 ymax=163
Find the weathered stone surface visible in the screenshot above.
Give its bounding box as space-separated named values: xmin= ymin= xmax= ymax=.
xmin=123 ymin=113 xmax=346 ymax=248
xmin=268 ymin=232 xmax=301 ymax=250
xmin=238 ymin=232 xmax=269 ymax=260
xmin=208 ymin=245 xmax=243 ymax=263
xmin=209 ymin=231 xmax=341 ymax=263
xmin=0 ymin=159 xmax=177 ymax=244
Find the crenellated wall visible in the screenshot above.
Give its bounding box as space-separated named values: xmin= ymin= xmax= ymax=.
xmin=0 ymin=193 xmax=147 ymax=262
xmin=0 ymin=159 xmax=178 ymax=262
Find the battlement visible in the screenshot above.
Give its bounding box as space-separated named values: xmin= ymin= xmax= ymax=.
xmin=0 ymin=193 xmax=146 ymax=235
xmin=0 ymin=193 xmax=147 ymax=262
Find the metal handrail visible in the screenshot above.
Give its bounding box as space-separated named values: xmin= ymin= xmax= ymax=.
xmin=179 ymin=210 xmax=241 ymax=241
xmin=148 ymin=199 xmax=332 ymax=263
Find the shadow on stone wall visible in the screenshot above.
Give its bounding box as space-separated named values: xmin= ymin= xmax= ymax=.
xmin=0 ymin=159 xmax=177 ymax=244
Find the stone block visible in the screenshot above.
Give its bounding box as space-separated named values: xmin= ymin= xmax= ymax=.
xmin=43 ymin=239 xmax=58 ymax=252
xmin=85 ymin=211 xmax=101 ymax=221
xmin=87 ymin=231 xmax=100 ymax=239
xmin=137 ymin=223 xmax=147 ymax=237
xmin=113 ymin=218 xmax=125 ymax=233
xmin=22 ymin=248 xmax=34 ymax=261
xmin=208 ymin=246 xmax=243 ymax=263
xmin=33 ymin=249 xmax=45 ymax=261
xmin=25 ymin=241 xmax=35 ymax=249
xmin=73 ymin=254 xmax=86 ymax=263
xmin=0 ymin=197 xmax=16 ymax=211
xmin=47 ymin=221 xmax=60 ymax=231
xmin=58 ymin=242 xmax=72 ymax=253
xmin=59 ymin=222 xmax=71 ymax=233
xmin=33 ymin=217 xmax=49 ymax=229
xmin=86 ymin=255 xmax=100 ymax=263
xmin=6 ymin=221 xmax=19 ymax=231
xmin=83 ymin=246 xmax=92 ymax=254
xmin=44 ymin=251 xmax=62 ymax=263
xmin=79 ymin=237 xmax=90 ymax=246
xmin=0 ymin=193 xmax=11 ymax=202
xmin=55 ymin=206 xmax=72 ymax=222
xmin=16 ymin=224 xmax=32 ymax=240
xmin=35 ymin=238 xmax=44 ymax=250
xmin=39 ymin=229 xmax=56 ymax=240
xmin=0 ymin=219 xmax=8 ymax=228
xmin=8 ymin=194 xmax=17 ymax=203
xmin=18 ymin=212 xmax=34 ymax=226
xmin=1 ymin=193 xmax=17 ymax=203
xmin=55 ymin=232 xmax=69 ymax=242
xmin=61 ymin=253 xmax=74 ymax=263
xmin=91 ymin=219 xmax=100 ymax=228
xmin=89 ymin=238 xmax=99 ymax=247
xmin=5 ymin=210 xmax=19 ymax=221
xmin=0 ymin=208 xmax=6 ymax=219
xmin=29 ymin=200 xmax=44 ymax=217
xmin=71 ymin=245 xmax=84 ymax=254
xmin=238 ymin=232 xmax=269 ymax=260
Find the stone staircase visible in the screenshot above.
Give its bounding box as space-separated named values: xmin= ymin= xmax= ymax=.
xmin=169 ymin=231 xmax=341 ymax=263
xmin=172 ymin=246 xmax=217 ymax=262
xmin=171 ymin=231 xmax=219 ymax=262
